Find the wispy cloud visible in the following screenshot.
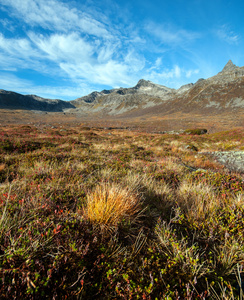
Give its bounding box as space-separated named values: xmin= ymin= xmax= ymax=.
xmin=0 ymin=0 xmax=111 ymax=38
xmin=0 ymin=72 xmax=91 ymax=99
xmin=145 ymin=22 xmax=200 ymax=46
xmin=0 ymin=18 xmax=16 ymax=32
xmin=146 ymin=65 xmax=199 ymax=88
xmin=0 ymin=34 xmax=54 ymax=75
xmin=185 ymin=69 xmax=199 ymax=78
xmin=0 ymin=73 xmax=31 ymax=90
xmin=0 ymin=0 xmax=212 ymax=97
xmin=0 ymin=0 xmax=145 ymax=89
xmin=28 ymin=32 xmax=94 ymax=63
xmin=215 ymin=24 xmax=239 ymax=44
xmin=28 ymin=32 xmax=143 ymax=87
xmin=147 ymin=65 xmax=182 ymax=81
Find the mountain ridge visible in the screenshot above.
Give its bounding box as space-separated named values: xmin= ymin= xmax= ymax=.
xmin=0 ymin=89 xmax=75 ymax=112
xmin=1 ymin=60 xmax=244 ymax=116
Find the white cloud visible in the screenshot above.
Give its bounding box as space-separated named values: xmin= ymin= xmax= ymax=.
xmin=0 ymin=72 xmax=91 ymax=99
xmin=174 ymin=65 xmax=181 ymax=78
xmin=0 ymin=18 xmax=16 ymax=32
xmin=28 ymin=32 xmax=94 ymax=63
xmin=124 ymin=50 xmax=145 ymax=72
xmin=0 ymin=34 xmax=55 ymax=75
xmin=148 ymin=65 xmax=182 ymax=80
xmin=0 ymin=0 xmax=111 ymax=38
xmin=215 ymin=25 xmax=239 ymax=44
xmin=146 ymin=65 xmax=200 ymax=88
xmin=0 ymin=0 xmax=205 ymax=97
xmin=186 ymin=69 xmax=199 ymax=78
xmin=60 ymin=60 xmax=132 ymax=87
xmin=148 ymin=57 xmax=163 ymax=72
xmin=0 ymin=0 xmax=145 ymax=89
xmin=0 ymin=26 xmax=144 ymax=88
xmin=145 ymin=22 xmax=200 ymax=46
xmin=97 ymin=42 xmax=120 ymax=63
xmin=0 ymin=73 xmax=31 ymax=90
xmin=155 ymin=58 xmax=162 ymax=68
xmin=27 ymin=32 xmax=142 ymax=87
xmin=0 ymin=33 xmax=34 ymax=56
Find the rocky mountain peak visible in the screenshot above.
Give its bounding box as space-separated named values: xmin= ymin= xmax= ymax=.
xmin=221 ymin=60 xmax=237 ymax=72
xmin=135 ymin=79 xmax=154 ymax=88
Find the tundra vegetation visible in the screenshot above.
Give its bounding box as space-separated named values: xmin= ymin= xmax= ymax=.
xmin=0 ymin=124 xmax=243 ymax=299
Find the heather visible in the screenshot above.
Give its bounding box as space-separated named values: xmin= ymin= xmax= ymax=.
xmin=0 ymin=124 xmax=244 ymax=299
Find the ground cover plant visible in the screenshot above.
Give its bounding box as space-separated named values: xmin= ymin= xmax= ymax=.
xmin=0 ymin=124 xmax=244 ymax=299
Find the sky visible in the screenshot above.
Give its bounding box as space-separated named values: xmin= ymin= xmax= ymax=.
xmin=0 ymin=0 xmax=243 ymax=100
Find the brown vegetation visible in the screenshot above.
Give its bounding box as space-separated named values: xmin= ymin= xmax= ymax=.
xmin=0 ymin=123 xmax=243 ymax=299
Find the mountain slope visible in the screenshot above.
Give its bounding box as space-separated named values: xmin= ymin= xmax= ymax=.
xmin=1 ymin=60 xmax=244 ymax=117
xmin=70 ymin=60 xmax=244 ymax=116
xmin=70 ymin=79 xmax=192 ymax=115
xmin=0 ymin=90 xmax=75 ymax=112
xmin=171 ymin=60 xmax=244 ymax=112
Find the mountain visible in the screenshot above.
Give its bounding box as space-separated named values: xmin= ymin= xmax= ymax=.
xmin=1 ymin=60 xmax=244 ymax=117
xmin=70 ymin=79 xmax=192 ymax=115
xmin=0 ymin=90 xmax=75 ymax=112
xmin=168 ymin=60 xmax=244 ymax=113
xmin=69 ymin=60 xmax=244 ymax=116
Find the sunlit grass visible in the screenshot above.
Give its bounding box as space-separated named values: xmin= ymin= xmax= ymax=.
xmin=84 ymin=183 xmax=141 ymax=228
xmin=0 ymin=124 xmax=243 ymax=299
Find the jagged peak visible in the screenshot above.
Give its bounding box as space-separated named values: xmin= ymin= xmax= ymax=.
xmin=135 ymin=79 xmax=154 ymax=88
xmin=134 ymin=79 xmax=173 ymax=92
xmin=221 ymin=60 xmax=237 ymax=72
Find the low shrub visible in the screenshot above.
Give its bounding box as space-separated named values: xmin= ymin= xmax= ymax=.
xmin=184 ymin=128 xmax=208 ymax=135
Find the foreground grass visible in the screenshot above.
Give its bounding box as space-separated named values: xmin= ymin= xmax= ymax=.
xmin=0 ymin=125 xmax=244 ymax=299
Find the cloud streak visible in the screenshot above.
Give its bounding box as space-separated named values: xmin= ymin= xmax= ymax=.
xmin=146 ymin=65 xmax=199 ymax=88
xmin=215 ymin=25 xmax=239 ymax=44
xmin=0 ymin=72 xmax=92 ymax=99
xmin=0 ymin=0 xmax=146 ymax=89
xmin=0 ymin=0 xmax=111 ymax=38
xmin=0 ymin=0 xmax=232 ymax=99
xmin=145 ymin=22 xmax=200 ymax=46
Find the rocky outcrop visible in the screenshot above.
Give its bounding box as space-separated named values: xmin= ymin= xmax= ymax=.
xmin=202 ymin=151 xmax=244 ymax=173
xmin=221 ymin=60 xmax=237 ymax=72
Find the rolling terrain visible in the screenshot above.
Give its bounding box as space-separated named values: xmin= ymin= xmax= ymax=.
xmin=0 ymin=60 xmax=244 ymax=133
xmin=0 ymin=61 xmax=244 ymax=298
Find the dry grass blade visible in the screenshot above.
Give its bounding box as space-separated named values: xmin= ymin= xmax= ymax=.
xmin=84 ymin=182 xmax=141 ymax=227
xmin=235 ymin=264 xmax=244 ymax=300
xmin=131 ymin=228 xmax=147 ymax=258
xmin=0 ymin=185 xmax=11 ymax=231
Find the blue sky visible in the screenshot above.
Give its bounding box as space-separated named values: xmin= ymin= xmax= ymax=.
xmin=0 ymin=0 xmax=243 ymax=100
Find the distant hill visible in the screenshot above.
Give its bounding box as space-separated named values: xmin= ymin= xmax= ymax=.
xmin=1 ymin=60 xmax=244 ymax=117
xmin=0 ymin=90 xmax=75 ymax=112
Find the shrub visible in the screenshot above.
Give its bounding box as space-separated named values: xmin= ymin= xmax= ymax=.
xmin=184 ymin=128 xmax=208 ymax=135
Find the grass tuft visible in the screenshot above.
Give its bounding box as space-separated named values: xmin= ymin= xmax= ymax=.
xmin=84 ymin=182 xmax=141 ymax=228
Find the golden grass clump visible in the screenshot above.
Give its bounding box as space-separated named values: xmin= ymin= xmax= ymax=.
xmin=84 ymin=183 xmax=141 ymax=227
xmin=0 ymin=164 xmax=6 ymax=172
